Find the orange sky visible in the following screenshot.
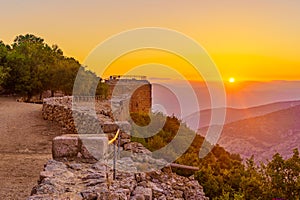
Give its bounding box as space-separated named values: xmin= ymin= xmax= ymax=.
xmin=1 ymin=0 xmax=300 ymax=81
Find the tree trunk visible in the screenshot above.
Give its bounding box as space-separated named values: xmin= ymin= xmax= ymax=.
xmin=27 ymin=92 xmax=32 ymax=102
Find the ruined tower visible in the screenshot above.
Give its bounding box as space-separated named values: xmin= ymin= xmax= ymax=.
xmin=105 ymin=75 xmax=151 ymax=120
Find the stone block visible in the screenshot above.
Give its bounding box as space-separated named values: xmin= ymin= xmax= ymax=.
xmin=52 ymin=134 xmax=108 ymax=161
xmin=79 ymin=134 xmax=108 ymax=160
xmin=102 ymin=122 xmax=119 ymax=133
xmin=116 ymin=121 xmax=131 ymax=133
xmin=52 ymin=135 xmax=79 ymax=159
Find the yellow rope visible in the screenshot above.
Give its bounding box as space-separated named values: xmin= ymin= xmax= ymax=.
xmin=108 ymin=129 xmax=120 ymax=144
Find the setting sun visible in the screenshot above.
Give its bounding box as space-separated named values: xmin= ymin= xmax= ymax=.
xmin=229 ymin=77 xmax=235 ymax=83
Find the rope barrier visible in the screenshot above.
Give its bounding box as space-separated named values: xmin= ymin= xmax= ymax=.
xmin=108 ymin=129 xmax=120 ymax=144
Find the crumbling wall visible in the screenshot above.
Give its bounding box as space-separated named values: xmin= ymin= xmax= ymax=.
xmin=29 ymin=134 xmax=208 ymax=200
xmin=42 ymin=96 xmax=113 ymax=134
xmin=42 ymin=80 xmax=152 ymax=133
xmin=31 ymin=94 xmax=209 ymax=200
xmin=28 ymin=159 xmax=209 ymax=200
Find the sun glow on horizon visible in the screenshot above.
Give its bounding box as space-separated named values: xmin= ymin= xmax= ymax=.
xmin=1 ymin=1 xmax=300 ymax=81
xmin=229 ymin=77 xmax=236 ymax=83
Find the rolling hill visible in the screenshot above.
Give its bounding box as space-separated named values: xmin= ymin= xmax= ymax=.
xmin=198 ymin=104 xmax=300 ymax=162
xmin=184 ymin=100 xmax=300 ymax=130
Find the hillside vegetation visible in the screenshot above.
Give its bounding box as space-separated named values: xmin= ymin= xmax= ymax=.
xmin=131 ymin=112 xmax=300 ymax=200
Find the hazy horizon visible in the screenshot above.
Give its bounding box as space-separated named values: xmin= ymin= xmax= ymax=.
xmin=151 ymin=79 xmax=300 ymax=117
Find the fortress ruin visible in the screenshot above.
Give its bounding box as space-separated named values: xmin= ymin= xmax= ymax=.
xmin=106 ymin=75 xmax=152 ymax=115
xmin=30 ymin=75 xmax=209 ymax=199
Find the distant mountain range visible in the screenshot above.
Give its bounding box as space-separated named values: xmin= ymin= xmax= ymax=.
xmin=197 ymin=103 xmax=300 ymax=162
xmin=151 ymin=80 xmax=300 ymax=162
xmin=152 ymin=80 xmax=300 ymax=118
xmin=184 ymin=100 xmax=300 ymax=130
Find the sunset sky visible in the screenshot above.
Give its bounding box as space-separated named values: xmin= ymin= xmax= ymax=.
xmin=1 ymin=0 xmax=300 ymax=81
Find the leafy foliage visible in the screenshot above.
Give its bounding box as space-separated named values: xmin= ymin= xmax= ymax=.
xmin=130 ymin=112 xmax=300 ymax=200
xmin=130 ymin=113 xmax=194 ymax=161
xmin=0 ymin=41 xmax=10 ymax=86
xmin=0 ymin=34 xmax=108 ymax=100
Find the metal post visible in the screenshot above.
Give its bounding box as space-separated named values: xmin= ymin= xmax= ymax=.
xmin=108 ymin=129 xmax=119 ymax=181
xmin=113 ymin=141 xmax=116 ymax=180
xmin=118 ymin=131 xmax=121 ymax=159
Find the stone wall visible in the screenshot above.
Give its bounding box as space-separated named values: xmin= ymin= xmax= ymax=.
xmin=42 ymin=96 xmax=114 ymax=134
xmin=29 ymin=131 xmax=209 ymax=199
xmin=28 ymin=159 xmax=208 ymax=200
xmin=36 ymin=94 xmax=210 ymax=200
xmin=42 ymin=80 xmax=151 ymax=133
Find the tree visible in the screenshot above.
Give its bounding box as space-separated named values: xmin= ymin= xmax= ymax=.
xmin=285 ymin=149 xmax=300 ymax=198
xmin=96 ymin=81 xmax=109 ymax=99
xmin=257 ymin=149 xmax=300 ymax=200
xmin=0 ymin=41 xmax=10 ymax=87
xmin=239 ymin=156 xmax=263 ymax=199
xmin=1 ymin=34 xmax=108 ymax=99
xmin=5 ymin=34 xmax=53 ymax=99
xmin=0 ymin=66 xmax=7 ymax=86
xmin=195 ymin=165 xmax=223 ymax=198
xmin=51 ymin=56 xmax=81 ymax=95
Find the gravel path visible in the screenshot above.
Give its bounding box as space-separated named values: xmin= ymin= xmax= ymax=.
xmin=0 ymin=97 xmax=64 ymax=199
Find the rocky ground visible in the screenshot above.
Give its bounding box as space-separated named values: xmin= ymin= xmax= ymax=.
xmin=0 ymin=97 xmax=64 ymax=199
xmin=28 ymin=159 xmax=208 ymax=200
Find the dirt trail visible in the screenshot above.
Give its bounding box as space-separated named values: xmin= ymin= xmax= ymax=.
xmin=0 ymin=97 xmax=64 ymax=199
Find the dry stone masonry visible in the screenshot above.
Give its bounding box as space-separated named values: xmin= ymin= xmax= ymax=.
xmin=34 ymin=84 xmax=208 ymax=199
xmin=52 ymin=134 xmax=108 ymax=161
xmin=42 ymin=96 xmax=114 ymax=134
xmin=28 ymin=159 xmax=208 ymax=200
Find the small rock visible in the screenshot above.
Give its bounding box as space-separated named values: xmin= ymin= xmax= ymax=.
xmin=81 ymin=190 xmax=98 ymax=200
xmin=39 ymin=171 xmax=53 ymax=182
xmin=68 ymin=163 xmax=82 ymax=170
xmin=133 ymin=186 xmax=152 ymax=200
xmin=82 ymin=173 xmax=105 ymax=180
xmin=85 ymin=179 xmax=105 ymax=187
